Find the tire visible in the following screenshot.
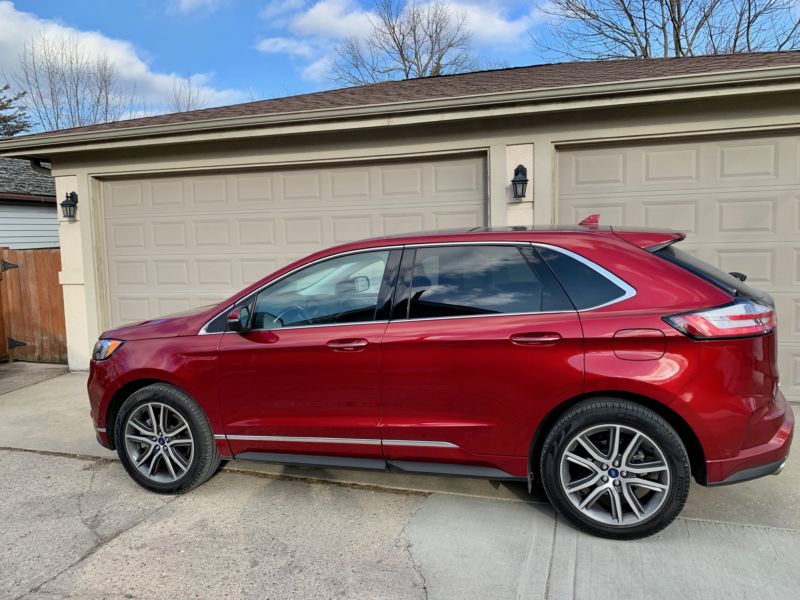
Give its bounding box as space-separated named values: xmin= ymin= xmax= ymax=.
xmin=539 ymin=398 xmax=690 ymax=540
xmin=115 ymin=383 xmax=220 ymax=494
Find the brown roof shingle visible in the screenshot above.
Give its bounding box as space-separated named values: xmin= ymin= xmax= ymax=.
xmin=12 ymin=51 xmax=800 ymax=140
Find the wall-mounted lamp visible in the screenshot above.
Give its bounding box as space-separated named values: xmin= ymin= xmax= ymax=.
xmin=61 ymin=192 xmax=78 ymax=219
xmin=511 ymin=164 xmax=529 ymax=199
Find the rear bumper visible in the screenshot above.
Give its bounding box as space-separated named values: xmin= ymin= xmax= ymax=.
xmin=705 ymin=390 xmax=794 ymax=486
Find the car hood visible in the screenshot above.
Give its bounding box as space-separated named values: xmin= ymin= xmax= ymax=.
xmin=101 ymin=304 xmax=220 ymax=341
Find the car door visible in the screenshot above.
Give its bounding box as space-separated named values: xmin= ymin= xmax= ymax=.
xmin=380 ymin=243 xmax=584 ymax=471
xmin=217 ymin=248 xmax=401 ymax=463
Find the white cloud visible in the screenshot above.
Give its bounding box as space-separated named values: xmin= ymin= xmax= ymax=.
xmin=169 ymin=0 xmax=224 ymax=14
xmin=256 ymin=36 xmax=315 ymax=57
xmin=291 ymin=0 xmax=372 ymax=39
xmin=256 ymin=0 xmax=542 ymax=84
xmin=0 ymin=1 xmax=244 ymax=113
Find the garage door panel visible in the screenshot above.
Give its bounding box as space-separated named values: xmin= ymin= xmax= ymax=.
xmin=558 ymin=134 xmax=799 ymax=403
xmin=102 ymin=155 xmax=486 ymax=327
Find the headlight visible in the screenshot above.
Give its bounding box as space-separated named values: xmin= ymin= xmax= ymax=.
xmin=93 ymin=339 xmax=124 ymax=361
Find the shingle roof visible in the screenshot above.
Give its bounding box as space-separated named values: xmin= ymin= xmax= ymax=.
xmin=0 ymin=158 xmax=56 ymax=198
xmin=11 ymin=51 xmax=800 ymax=140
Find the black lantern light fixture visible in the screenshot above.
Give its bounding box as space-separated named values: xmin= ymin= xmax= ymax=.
xmin=511 ymin=164 xmax=529 ymax=199
xmin=61 ymin=192 xmax=78 ymax=220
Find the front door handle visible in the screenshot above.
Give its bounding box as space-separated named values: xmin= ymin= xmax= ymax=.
xmin=510 ymin=332 xmax=562 ymax=345
xmin=327 ymin=338 xmax=369 ymax=351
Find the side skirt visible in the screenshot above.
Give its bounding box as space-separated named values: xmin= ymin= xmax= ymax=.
xmin=233 ymin=452 xmax=523 ymax=480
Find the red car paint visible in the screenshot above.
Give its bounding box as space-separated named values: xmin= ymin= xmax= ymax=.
xmin=88 ymin=227 xmax=793 ymax=485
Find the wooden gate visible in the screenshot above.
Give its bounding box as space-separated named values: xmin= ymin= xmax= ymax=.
xmin=0 ymin=247 xmax=67 ymax=364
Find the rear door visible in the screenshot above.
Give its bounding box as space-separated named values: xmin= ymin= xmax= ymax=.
xmin=379 ymin=244 xmax=584 ymax=470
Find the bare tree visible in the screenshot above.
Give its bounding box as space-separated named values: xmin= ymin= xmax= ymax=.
xmin=331 ymin=0 xmax=476 ymax=86
xmin=10 ymin=34 xmax=138 ymax=131
xmin=535 ymin=0 xmax=800 ymax=60
xmin=169 ymin=74 xmax=208 ymax=113
xmin=0 ymin=83 xmax=30 ymax=137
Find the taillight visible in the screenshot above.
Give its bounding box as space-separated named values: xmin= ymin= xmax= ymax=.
xmin=664 ymin=299 xmax=776 ymax=339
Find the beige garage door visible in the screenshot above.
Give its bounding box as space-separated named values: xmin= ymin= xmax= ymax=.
xmin=558 ymin=134 xmax=800 ymax=404
xmin=101 ymin=154 xmax=486 ymax=328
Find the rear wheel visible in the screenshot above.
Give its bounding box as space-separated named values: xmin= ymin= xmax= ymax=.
xmin=540 ymin=398 xmax=690 ymax=539
xmin=115 ymin=383 xmax=220 ymax=493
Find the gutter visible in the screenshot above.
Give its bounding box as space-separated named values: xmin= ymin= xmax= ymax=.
xmin=2 ymin=64 xmax=800 ymax=156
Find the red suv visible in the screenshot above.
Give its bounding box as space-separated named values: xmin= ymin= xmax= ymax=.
xmin=88 ymin=226 xmax=793 ymax=539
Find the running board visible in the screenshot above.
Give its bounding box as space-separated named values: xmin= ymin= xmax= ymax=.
xmin=233 ymin=452 xmax=522 ymax=480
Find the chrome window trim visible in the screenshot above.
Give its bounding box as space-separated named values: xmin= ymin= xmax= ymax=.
xmin=198 ymin=239 xmax=636 ymax=334
xmin=530 ymin=242 xmax=637 ymax=310
xmin=217 ymin=434 xmax=459 ymax=449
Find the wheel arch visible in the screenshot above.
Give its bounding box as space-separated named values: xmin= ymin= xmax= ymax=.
xmin=529 ymin=391 xmax=707 ymax=485
xmin=105 ymin=378 xmax=181 ymax=450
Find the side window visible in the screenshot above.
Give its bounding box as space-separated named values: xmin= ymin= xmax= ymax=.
xmin=408 ymin=245 xmax=544 ymax=319
xmin=251 ymin=250 xmax=390 ymax=330
xmin=536 ymin=246 xmax=629 ymax=310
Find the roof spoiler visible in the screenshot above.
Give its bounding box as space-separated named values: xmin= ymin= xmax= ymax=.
xmin=611 ymin=228 xmax=686 ymax=251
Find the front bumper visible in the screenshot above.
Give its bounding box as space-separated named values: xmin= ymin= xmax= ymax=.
xmin=706 ymin=390 xmax=794 ymax=486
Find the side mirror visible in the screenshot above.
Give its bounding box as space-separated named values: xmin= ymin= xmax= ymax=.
xmin=353 ymin=275 xmax=370 ymax=293
xmin=227 ymin=305 xmax=251 ymax=332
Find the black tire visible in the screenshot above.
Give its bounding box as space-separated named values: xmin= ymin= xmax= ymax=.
xmin=115 ymin=383 xmax=220 ymax=494
xmin=539 ymin=398 xmax=690 ymax=540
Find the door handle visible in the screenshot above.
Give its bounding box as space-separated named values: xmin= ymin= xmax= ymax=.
xmin=327 ymin=338 xmax=369 ymax=351
xmin=510 ymin=332 xmax=562 ymax=345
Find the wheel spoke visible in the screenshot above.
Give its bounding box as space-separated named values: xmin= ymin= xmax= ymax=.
xmin=167 ymin=422 xmax=188 ymax=437
xmin=161 ymin=449 xmax=177 ymax=480
xmin=126 ymin=433 xmax=156 ymax=445
xmin=627 ymin=477 xmax=668 ymax=493
xmin=608 ymin=425 xmax=621 ymax=461
xmin=135 ymin=444 xmax=155 ymax=467
xmin=576 ymin=436 xmax=607 ymax=464
xmin=129 ymin=418 xmax=154 ymax=436
xmin=167 ymin=446 xmax=189 ymax=473
xmin=167 ymin=437 xmax=192 ymax=446
xmin=565 ymin=472 xmax=601 ymax=494
xmin=159 ymin=405 xmax=167 ymax=435
xmin=621 ymin=483 xmax=645 ymax=520
xmin=564 ymin=451 xmax=601 ymax=473
xmin=609 ymin=488 xmax=624 ymax=524
xmin=578 ymin=485 xmax=606 ymax=510
xmin=625 ymin=461 xmax=668 ymax=475
xmin=147 ymin=452 xmax=160 ymax=478
xmin=620 ymin=432 xmax=641 ymax=467
xmin=147 ymin=405 xmax=158 ymax=434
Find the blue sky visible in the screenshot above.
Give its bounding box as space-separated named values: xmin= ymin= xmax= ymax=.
xmin=1 ymin=0 xmax=548 ymax=110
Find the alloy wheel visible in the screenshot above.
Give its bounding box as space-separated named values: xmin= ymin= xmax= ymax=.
xmin=124 ymin=402 xmax=195 ymax=483
xmin=558 ymin=423 xmax=671 ymax=526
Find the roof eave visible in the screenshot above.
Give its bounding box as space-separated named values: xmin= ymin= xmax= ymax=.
xmin=2 ymin=64 xmax=800 ymax=157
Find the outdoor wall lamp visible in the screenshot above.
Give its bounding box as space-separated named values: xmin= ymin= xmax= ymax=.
xmin=511 ymin=164 xmax=529 ymax=199
xmin=61 ymin=192 xmax=78 ymax=219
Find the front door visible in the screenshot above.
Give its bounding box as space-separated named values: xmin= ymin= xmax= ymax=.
xmin=218 ymin=248 xmax=400 ymax=461
xmin=380 ymin=244 xmax=584 ymax=474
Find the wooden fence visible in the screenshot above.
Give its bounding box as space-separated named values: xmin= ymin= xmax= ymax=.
xmin=0 ymin=247 xmax=67 ymax=364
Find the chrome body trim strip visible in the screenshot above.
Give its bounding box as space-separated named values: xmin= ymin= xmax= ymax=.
xmin=218 ymin=434 xmax=460 ymax=449
xmin=382 ymin=439 xmax=459 ymax=448
xmin=95 ymin=427 xmax=107 ymax=433
xmin=225 ymin=434 xmax=382 ymax=446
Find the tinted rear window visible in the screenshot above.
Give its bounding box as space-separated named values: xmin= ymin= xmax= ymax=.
xmin=536 ymin=247 xmax=628 ymax=310
xmin=654 ymin=245 xmax=769 ymax=303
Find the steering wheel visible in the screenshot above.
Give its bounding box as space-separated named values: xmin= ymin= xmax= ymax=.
xmin=272 ymin=305 xmax=312 ymax=328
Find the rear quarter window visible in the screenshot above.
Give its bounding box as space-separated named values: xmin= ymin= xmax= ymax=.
xmin=536 ymin=246 xmax=630 ymax=310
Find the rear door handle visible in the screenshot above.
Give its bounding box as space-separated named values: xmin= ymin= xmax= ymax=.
xmin=327 ymin=338 xmax=369 ymax=351
xmin=510 ymin=332 xmax=562 ymax=345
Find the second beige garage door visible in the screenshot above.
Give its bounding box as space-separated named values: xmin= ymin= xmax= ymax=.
xmin=102 ymin=154 xmax=486 ymax=327
xmin=558 ymin=134 xmax=800 ymax=404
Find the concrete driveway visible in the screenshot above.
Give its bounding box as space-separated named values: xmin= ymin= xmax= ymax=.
xmin=1 ymin=372 xmax=799 ymax=599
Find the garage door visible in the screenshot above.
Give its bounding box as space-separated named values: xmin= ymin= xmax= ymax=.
xmin=102 ymin=154 xmax=486 ymax=327
xmin=558 ymin=134 xmax=800 ymax=404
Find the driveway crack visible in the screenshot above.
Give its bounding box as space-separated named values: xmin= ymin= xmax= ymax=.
xmin=394 ymin=499 xmax=430 ymax=600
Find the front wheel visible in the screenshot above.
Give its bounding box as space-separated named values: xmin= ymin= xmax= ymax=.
xmin=540 ymin=398 xmax=690 ymax=539
xmin=115 ymin=383 xmax=220 ymax=494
